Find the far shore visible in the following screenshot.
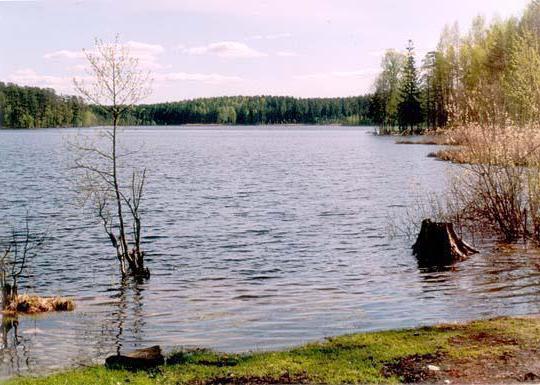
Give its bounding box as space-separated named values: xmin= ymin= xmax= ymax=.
xmin=0 ymin=123 xmax=375 ymax=130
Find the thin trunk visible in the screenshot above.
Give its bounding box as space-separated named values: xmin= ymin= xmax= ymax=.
xmin=112 ymin=113 xmax=129 ymax=276
xmin=2 ymin=284 xmax=16 ymax=310
xmin=134 ymin=216 xmax=141 ymax=263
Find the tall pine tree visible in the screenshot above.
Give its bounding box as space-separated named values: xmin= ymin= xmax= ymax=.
xmin=397 ymin=40 xmax=423 ymax=133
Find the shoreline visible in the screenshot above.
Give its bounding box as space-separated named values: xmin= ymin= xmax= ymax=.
xmin=7 ymin=315 xmax=540 ymax=385
xmin=0 ymin=123 xmax=375 ymax=130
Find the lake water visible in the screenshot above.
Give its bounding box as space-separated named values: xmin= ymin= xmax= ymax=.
xmin=1 ymin=126 xmax=540 ymax=378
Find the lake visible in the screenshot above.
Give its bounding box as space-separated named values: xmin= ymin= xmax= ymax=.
xmin=1 ymin=126 xmax=539 ymax=378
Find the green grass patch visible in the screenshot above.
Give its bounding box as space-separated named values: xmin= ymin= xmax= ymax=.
xmin=6 ymin=316 xmax=540 ymax=385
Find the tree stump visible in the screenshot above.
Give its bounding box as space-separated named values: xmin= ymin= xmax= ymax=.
xmin=412 ymin=219 xmax=478 ymax=266
xmin=105 ymin=345 xmax=164 ymax=370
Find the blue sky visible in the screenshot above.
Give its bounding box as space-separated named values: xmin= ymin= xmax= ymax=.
xmin=0 ymin=0 xmax=530 ymax=102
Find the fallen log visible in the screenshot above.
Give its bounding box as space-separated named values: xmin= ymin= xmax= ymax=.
xmin=412 ymin=219 xmax=478 ymax=266
xmin=105 ymin=345 xmax=164 ymax=370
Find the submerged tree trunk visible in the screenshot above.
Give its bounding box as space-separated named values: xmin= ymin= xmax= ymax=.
xmin=412 ymin=219 xmax=478 ymax=266
xmin=110 ymin=114 xmax=148 ymax=279
xmin=111 ymin=114 xmax=129 ymax=276
xmin=126 ymin=250 xmax=148 ymax=279
xmin=2 ymin=284 xmax=16 ymax=310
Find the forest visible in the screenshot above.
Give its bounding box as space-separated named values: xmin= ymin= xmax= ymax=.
xmin=371 ymin=0 xmax=540 ymax=132
xmin=0 ymin=82 xmax=92 ymax=128
xmin=119 ymin=95 xmax=372 ymax=126
xmin=0 ymin=85 xmax=372 ymax=128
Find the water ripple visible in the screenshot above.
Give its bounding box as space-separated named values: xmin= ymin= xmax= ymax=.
xmin=0 ymin=126 xmax=539 ymax=378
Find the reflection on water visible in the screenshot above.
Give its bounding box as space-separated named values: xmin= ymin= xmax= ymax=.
xmin=0 ymin=316 xmax=27 ymax=376
xmin=0 ymin=278 xmax=149 ymax=377
xmin=111 ymin=278 xmax=146 ymax=355
xmin=1 ymin=126 xmax=540 ymax=377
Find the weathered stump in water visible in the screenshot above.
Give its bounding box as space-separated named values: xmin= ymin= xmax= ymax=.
xmin=105 ymin=345 xmax=164 ymax=370
xmin=412 ymin=219 xmax=478 ymax=266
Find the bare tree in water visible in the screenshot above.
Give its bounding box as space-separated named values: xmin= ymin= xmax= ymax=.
xmin=73 ymin=36 xmax=152 ymax=278
xmin=0 ymin=217 xmax=46 ymax=309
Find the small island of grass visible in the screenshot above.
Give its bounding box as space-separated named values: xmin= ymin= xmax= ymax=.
xmin=3 ymin=294 xmax=75 ymax=315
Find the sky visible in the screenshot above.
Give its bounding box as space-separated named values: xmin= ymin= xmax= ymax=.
xmin=0 ymin=0 xmax=531 ymax=103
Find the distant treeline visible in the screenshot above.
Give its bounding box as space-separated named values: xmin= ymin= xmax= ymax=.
xmin=0 ymin=82 xmax=95 ymax=128
xmin=0 ymin=84 xmax=374 ymax=128
xmin=99 ymin=95 xmax=373 ymax=126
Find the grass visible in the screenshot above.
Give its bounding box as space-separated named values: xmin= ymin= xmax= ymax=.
xmin=5 ymin=316 xmax=540 ymax=385
xmin=3 ymin=294 xmax=75 ymax=314
xmin=427 ymin=125 xmax=540 ymax=166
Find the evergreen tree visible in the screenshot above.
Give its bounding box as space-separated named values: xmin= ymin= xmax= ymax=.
xmin=397 ymin=40 xmax=423 ymax=132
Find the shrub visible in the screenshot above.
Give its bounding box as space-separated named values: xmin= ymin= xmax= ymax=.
xmin=436 ymin=125 xmax=540 ymax=243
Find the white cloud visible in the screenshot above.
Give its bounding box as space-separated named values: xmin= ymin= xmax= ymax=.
xmin=126 ymin=41 xmax=164 ymax=55
xmin=43 ymin=49 xmax=85 ymax=60
xmin=5 ymin=67 xmax=241 ymax=96
xmin=6 ymin=69 xmax=74 ymax=93
xmin=155 ymin=71 xmax=242 ymax=84
xmin=43 ymin=41 xmax=166 ymax=70
xmin=183 ymin=41 xmax=267 ymax=58
xmin=294 ymin=68 xmax=380 ymax=80
xmin=125 ymin=41 xmax=166 ymax=69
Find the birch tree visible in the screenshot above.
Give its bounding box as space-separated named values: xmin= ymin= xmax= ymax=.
xmin=73 ymin=36 xmax=152 ymax=278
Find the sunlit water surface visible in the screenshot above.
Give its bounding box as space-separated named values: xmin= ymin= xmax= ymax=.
xmin=1 ymin=126 xmax=540 ymax=377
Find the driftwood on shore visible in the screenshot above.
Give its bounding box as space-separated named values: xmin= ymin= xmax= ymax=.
xmin=412 ymin=219 xmax=478 ymax=266
xmin=105 ymin=346 xmax=165 ymax=370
